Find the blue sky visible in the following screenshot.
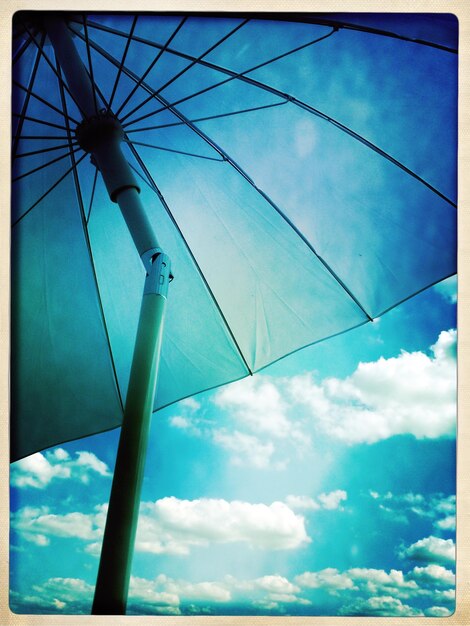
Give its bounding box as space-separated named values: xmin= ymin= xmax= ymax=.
xmin=10 ymin=13 xmax=458 ymax=618
xmin=10 ymin=275 xmax=457 ymax=616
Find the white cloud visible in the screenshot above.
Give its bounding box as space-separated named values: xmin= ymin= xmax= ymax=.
xmin=254 ymin=575 xmax=300 ymax=595
xmin=289 ymin=329 xmax=456 ymax=444
xmin=425 ymin=606 xmax=453 ymax=617
xmin=11 ymin=449 xmax=111 ymax=489
xmin=409 ymin=564 xmax=455 ymax=587
xmin=214 ymin=377 xmax=292 ymax=439
xmin=433 ymin=275 xmax=457 ymax=304
xmin=170 ymin=416 xmax=193 ymax=429
xmin=286 ymin=490 xmax=347 ymax=512
xmin=179 ymin=397 xmax=201 ymax=411
xmin=136 ymin=497 xmax=310 ymax=554
xmin=12 ymin=497 xmax=310 ymax=556
xmin=368 ymin=491 xmax=455 ymax=528
xmin=435 ymin=515 xmax=456 ymax=531
xmin=400 ymin=536 xmax=455 ymax=566
xmin=213 ymin=429 xmax=276 ymax=469
xmin=318 ymin=490 xmax=347 ymax=510
xmin=295 ymin=568 xmax=356 ymax=592
xmin=11 ymin=505 xmax=104 ymax=546
xmin=211 ymin=376 xmax=310 ymax=468
xmin=339 ymin=595 xmax=423 ymax=617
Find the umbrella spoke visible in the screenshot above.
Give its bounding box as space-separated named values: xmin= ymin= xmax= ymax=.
xmin=86 ymin=167 xmax=99 ymax=223
xmin=126 ymin=142 xmax=254 ymax=376
xmin=114 ymin=17 xmax=187 ymax=119
xmin=13 ymin=38 xmax=31 ymax=65
xmin=79 ymin=16 xmax=457 ymax=55
xmin=12 ymin=146 xmax=81 ymax=182
xmin=15 ymin=142 xmax=78 ymax=159
xmin=12 ymin=112 xmax=69 ymax=131
xmin=12 ymin=153 xmax=88 ymax=227
xmin=56 ymin=59 xmax=125 ymax=411
xmin=125 ymin=100 xmax=288 ymax=132
xmin=12 ymin=33 xmax=44 ymax=159
xmin=107 ymin=15 xmax=139 ymax=112
xmin=120 ymin=18 xmax=250 ymax=124
xmin=81 ymin=15 xmax=100 ymax=115
xmin=126 ymin=139 xmax=225 ymax=161
xmin=13 ymin=79 xmax=81 ymax=125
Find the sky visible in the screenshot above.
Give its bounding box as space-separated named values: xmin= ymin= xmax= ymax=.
xmin=10 ymin=13 xmax=458 ymax=618
xmin=9 ymin=275 xmax=457 ymax=617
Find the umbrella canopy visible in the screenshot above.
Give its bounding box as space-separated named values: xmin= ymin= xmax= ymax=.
xmin=11 ymin=11 xmax=457 ymax=462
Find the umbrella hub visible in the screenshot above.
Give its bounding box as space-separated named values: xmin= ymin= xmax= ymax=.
xmin=75 ymin=110 xmax=124 ymax=153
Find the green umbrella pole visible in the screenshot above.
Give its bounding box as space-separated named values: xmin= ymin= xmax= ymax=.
xmin=92 ymin=252 xmax=170 ymax=615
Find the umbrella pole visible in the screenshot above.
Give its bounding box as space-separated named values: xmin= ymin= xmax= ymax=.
xmin=43 ymin=16 xmax=172 ymax=615
xmin=92 ymin=251 xmax=171 ymax=615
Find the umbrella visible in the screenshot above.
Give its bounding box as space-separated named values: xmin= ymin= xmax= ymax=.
xmin=10 ymin=11 xmax=457 ymax=615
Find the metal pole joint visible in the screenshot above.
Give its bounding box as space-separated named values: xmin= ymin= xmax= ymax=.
xmin=143 ymin=251 xmax=172 ymax=298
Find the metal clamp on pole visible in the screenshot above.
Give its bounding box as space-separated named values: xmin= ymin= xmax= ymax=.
xmin=144 ymin=251 xmax=172 ymax=298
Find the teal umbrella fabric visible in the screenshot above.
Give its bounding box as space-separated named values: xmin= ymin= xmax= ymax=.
xmin=11 ymin=12 xmax=457 ymax=461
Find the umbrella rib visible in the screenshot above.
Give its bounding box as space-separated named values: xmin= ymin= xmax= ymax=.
xmin=12 ymin=33 xmax=44 ymax=159
xmin=125 ymin=100 xmax=288 ymax=132
xmin=107 ymin=15 xmax=139 ymax=113
xmin=13 ymin=134 xmax=73 ymax=141
xmin=127 ymin=139 xmax=225 ymax=161
xmin=16 ymin=141 xmax=78 ymax=159
xmin=72 ymin=30 xmax=374 ymax=323
xmin=13 ymin=79 xmax=81 ymax=126
xmin=120 ymin=17 xmax=250 ymax=124
xmin=12 ymin=153 xmax=88 ymax=227
xmin=125 ymin=144 xmax=254 ymax=375
xmin=86 ymin=167 xmax=99 ymax=223
xmin=81 ymin=16 xmax=100 ymax=115
xmin=114 ymin=17 xmax=187 ymax=119
xmin=56 ymin=60 xmax=125 ymax=412
xmin=12 ymin=112 xmax=69 ymax=131
xmin=80 ymin=16 xmax=457 ymax=55
xmin=13 ymin=37 xmax=31 ymax=65
xmin=12 ymin=147 xmax=81 ymax=182
xmin=120 ymin=26 xmax=336 ymax=126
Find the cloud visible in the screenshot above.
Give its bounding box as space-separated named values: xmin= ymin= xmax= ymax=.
xmin=286 ymin=490 xmax=347 ymax=511
xmin=214 ymin=377 xmax=293 ymax=439
xmin=295 ymin=568 xmax=356 ymax=592
xmin=11 ymin=561 xmax=456 ymax=617
xmin=167 ymin=331 xmax=455 ymax=465
xmin=11 ymin=448 xmax=111 ymax=488
xmin=289 ymin=330 xmax=456 ymax=444
xmin=433 ymin=275 xmax=457 ymax=304
xmin=425 ymin=606 xmax=453 ymax=617
xmin=211 ymin=376 xmax=310 ymax=468
xmin=212 ymin=429 xmax=276 ymax=469
xmin=12 ymin=496 xmax=309 ymax=556
xmin=409 ymin=565 xmax=455 ymax=587
xmin=136 ymin=497 xmax=310 ymax=554
xmin=10 ymin=577 xmax=95 ymax=614
xmin=400 ymin=536 xmax=455 ymax=566
xmin=338 ymin=595 xmax=423 ymax=617
xmin=368 ymin=491 xmax=455 ymax=529
xmin=11 ymin=505 xmax=105 ymax=546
